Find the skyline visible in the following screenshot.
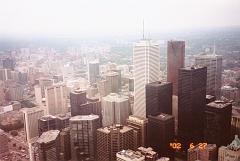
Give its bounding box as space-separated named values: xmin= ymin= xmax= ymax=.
xmin=0 ymin=0 xmax=240 ymax=37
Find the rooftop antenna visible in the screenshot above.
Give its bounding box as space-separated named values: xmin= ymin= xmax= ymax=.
xmin=142 ymin=20 xmax=145 ymax=40
xmin=213 ymin=41 xmax=216 ymax=55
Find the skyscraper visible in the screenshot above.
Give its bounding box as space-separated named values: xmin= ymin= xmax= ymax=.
xmin=45 ymin=83 xmax=68 ymax=115
xmin=59 ymin=127 xmax=71 ymax=161
xmin=147 ymin=114 xmax=175 ymax=158
xmin=126 ymin=115 xmax=148 ymax=149
xmin=133 ymin=39 xmax=160 ymax=117
xmin=0 ymin=69 xmax=11 ymax=81
xmin=167 ymin=40 xmax=185 ymax=95
xmin=36 ymin=130 xmax=61 ymax=161
xmin=178 ymin=66 xmax=207 ymax=150
xmin=96 ymin=125 xmax=134 ymax=161
xmin=204 ymin=101 xmax=232 ymax=147
xmin=105 ymin=71 xmax=119 ymax=93
xmin=70 ymin=89 xmax=87 ymax=116
xmin=102 ymin=93 xmax=130 ymax=127
xmin=187 ymin=144 xmax=217 ymax=161
xmin=195 ymin=53 xmax=222 ymax=98
xmin=116 ymin=149 xmax=145 ymax=161
xmin=38 ymin=115 xmax=57 ymax=136
xmin=146 ymin=81 xmax=172 ymax=116
xmin=88 ymin=60 xmax=100 ymax=84
xmin=70 ymin=115 xmax=100 ymax=161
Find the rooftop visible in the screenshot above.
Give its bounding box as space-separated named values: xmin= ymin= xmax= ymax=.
xmin=98 ymin=124 xmax=133 ymax=134
xmin=70 ymin=114 xmax=99 ymax=121
xmin=103 ymin=93 xmax=129 ymax=102
xmin=207 ymin=100 xmax=231 ymax=109
xmin=36 ymin=130 xmax=60 ymax=144
xmin=148 ymin=113 xmax=174 ymax=121
xmin=147 ymin=81 xmax=171 ymax=87
xmin=117 ymin=150 xmax=145 ymax=161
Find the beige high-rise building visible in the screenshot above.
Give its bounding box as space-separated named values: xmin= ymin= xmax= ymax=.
xmin=105 ymin=71 xmax=119 ymax=93
xmin=0 ymin=69 xmax=11 ymax=81
xmin=187 ymin=144 xmax=217 ymax=161
xmin=88 ymin=60 xmax=100 ymax=84
xmin=98 ymin=79 xmax=110 ymax=98
xmin=195 ymin=53 xmax=222 ymax=98
xmin=133 ymin=39 xmax=160 ymax=117
xmin=102 ymin=93 xmax=130 ymax=127
xmin=96 ymin=125 xmax=134 ymax=161
xmin=45 ymin=83 xmax=68 ymax=115
xmin=126 ymin=115 xmax=148 ymax=149
xmin=218 ymin=135 xmax=240 ymax=161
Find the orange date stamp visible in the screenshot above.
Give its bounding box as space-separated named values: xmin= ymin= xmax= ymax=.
xmin=169 ymin=142 xmax=208 ymax=150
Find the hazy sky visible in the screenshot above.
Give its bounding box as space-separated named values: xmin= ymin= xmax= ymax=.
xmin=0 ymin=0 xmax=240 ymax=37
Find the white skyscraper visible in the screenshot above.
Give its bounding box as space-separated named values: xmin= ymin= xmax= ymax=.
xmin=195 ymin=52 xmax=222 ymax=98
xmin=45 ymin=83 xmax=68 ymax=115
xmin=133 ymin=39 xmax=160 ymax=117
xmin=102 ymin=93 xmax=130 ymax=126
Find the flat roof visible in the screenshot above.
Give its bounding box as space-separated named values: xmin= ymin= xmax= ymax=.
xmin=37 ymin=130 xmax=60 ymax=144
xmin=70 ymin=114 xmax=99 ymax=121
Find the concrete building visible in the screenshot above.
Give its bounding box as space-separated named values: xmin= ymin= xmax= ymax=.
xmin=70 ymin=115 xmax=100 ymax=161
xmin=0 ymin=68 xmax=11 ymax=81
xmin=97 ymin=125 xmax=134 ymax=161
xmin=102 ymin=93 xmax=130 ymax=127
xmin=36 ymin=130 xmax=61 ymax=161
xmin=137 ymin=147 xmax=158 ymax=161
xmin=6 ymin=83 xmax=24 ymax=101
xmin=133 ymin=39 xmax=160 ymax=117
xmin=105 ymin=71 xmax=119 ymax=93
xmin=45 ymin=83 xmax=68 ymax=115
xmin=147 ymin=114 xmax=174 ymax=158
xmin=0 ymin=129 xmax=9 ymax=159
xmin=205 ymin=101 xmax=232 ymax=147
xmin=167 ymin=40 xmax=185 ymax=95
xmin=187 ymin=144 xmax=217 ymax=161
xmin=88 ymin=60 xmax=100 ymax=84
xmin=195 ymin=53 xmax=222 ymax=98
xmin=146 ymin=82 xmax=172 ymax=116
xmin=59 ymin=127 xmax=71 ymax=161
xmin=38 ymin=115 xmax=57 ymax=136
xmin=55 ymin=113 xmax=71 ymax=130
xmin=126 ymin=115 xmax=148 ymax=149
xmin=232 ymin=106 xmax=240 ymax=139
xmin=97 ymin=79 xmax=110 ymax=98
xmin=70 ymin=89 xmax=87 ymax=116
xmin=116 ymin=149 xmax=145 ymax=161
xmin=178 ymin=66 xmax=207 ymax=150
xmin=218 ymin=135 xmax=240 ymax=161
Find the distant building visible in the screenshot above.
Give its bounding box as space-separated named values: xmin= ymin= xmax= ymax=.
xmin=167 ymin=40 xmax=185 ymax=95
xmin=146 ymin=81 xmax=172 ymax=116
xmin=116 ymin=149 xmax=145 ymax=161
xmin=0 ymin=69 xmax=11 ymax=81
xmin=137 ymin=147 xmax=158 ymax=161
xmin=38 ymin=115 xmax=57 ymax=136
xmin=70 ymin=115 xmax=100 ymax=161
xmin=6 ymin=83 xmax=24 ymax=101
xmin=105 ymin=71 xmax=119 ymax=93
xmin=97 ymin=125 xmax=134 ymax=161
xmin=0 ymin=129 xmax=9 ymax=159
xmin=206 ymin=95 xmax=216 ymax=104
xmin=36 ymin=130 xmax=61 ymax=161
xmin=2 ymin=57 xmax=15 ymax=70
xmin=55 ymin=113 xmax=71 ymax=130
xmin=178 ymin=66 xmax=207 ymax=150
xmin=147 ymin=114 xmax=174 ymax=158
xmin=97 ymin=79 xmax=110 ymax=98
xmin=88 ymin=60 xmax=100 ymax=84
xmin=133 ymin=39 xmax=160 ymax=117
xmin=45 ymin=83 xmax=68 ymax=115
xmin=70 ymin=89 xmax=87 ymax=116
xmin=195 ymin=53 xmax=222 ymax=98
xmin=102 ymin=93 xmax=130 ymax=127
xmin=204 ymin=101 xmax=232 ymax=147
xmin=218 ymin=135 xmax=240 ymax=161
xmin=221 ymin=86 xmax=240 ymax=103
xmin=187 ymin=144 xmax=217 ymax=161
xmin=126 ymin=115 xmax=148 ymax=149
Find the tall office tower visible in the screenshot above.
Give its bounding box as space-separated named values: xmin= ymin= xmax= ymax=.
xmin=148 ymin=114 xmax=174 ymax=158
xmin=45 ymin=84 xmax=68 ymax=115
xmin=22 ymin=107 xmax=45 ymax=141
xmin=195 ymin=53 xmax=222 ymax=98
xmin=0 ymin=129 xmax=9 ymax=159
xmin=187 ymin=144 xmax=217 ymax=161
xmin=21 ymin=107 xmax=45 ymax=161
xmin=56 ymin=113 xmax=71 ymax=130
xmin=88 ymin=98 xmax=102 ymax=125
xmin=204 ymin=101 xmax=232 ymax=147
xmin=105 ymin=71 xmax=119 ymax=93
xmin=7 ymin=83 xmax=24 ymax=101
xmin=36 ymin=130 xmax=61 ymax=161
xmin=0 ymin=69 xmax=11 ymax=81
xmin=70 ymin=115 xmax=100 ymax=161
xmin=70 ymin=89 xmax=87 ymax=116
xmin=34 ymin=78 xmax=53 ymax=105
xmin=133 ymin=39 xmax=160 ymax=117
xmin=137 ymin=147 xmax=158 ymax=161
xmin=116 ymin=149 xmax=145 ymax=161
xmin=178 ymin=66 xmax=207 ymax=150
xmin=112 ymin=69 xmax=122 ymax=91
xmin=88 ymin=60 xmax=100 ymax=84
xmin=96 ymin=125 xmax=134 ymax=161
xmin=126 ymin=115 xmax=148 ymax=149
xmin=146 ymin=81 xmax=173 ymax=116
xmin=102 ymin=93 xmax=130 ymax=127
xmin=98 ymin=79 xmax=110 ymax=98
xmin=218 ymin=135 xmax=240 ymax=161
xmin=59 ymin=127 xmax=71 ymax=161
xmin=38 ymin=115 xmax=57 ymax=136
xmin=2 ymin=57 xmax=15 ymax=70
xmin=167 ymin=40 xmax=185 ymax=95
